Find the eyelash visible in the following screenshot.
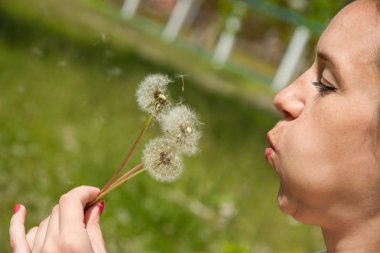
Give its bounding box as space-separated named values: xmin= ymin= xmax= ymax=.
xmin=312 ymin=80 xmax=337 ymax=96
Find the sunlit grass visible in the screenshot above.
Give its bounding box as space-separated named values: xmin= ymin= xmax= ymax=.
xmin=0 ymin=1 xmax=324 ymax=252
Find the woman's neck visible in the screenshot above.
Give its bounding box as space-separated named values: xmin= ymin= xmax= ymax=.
xmin=322 ymin=215 xmax=380 ymax=253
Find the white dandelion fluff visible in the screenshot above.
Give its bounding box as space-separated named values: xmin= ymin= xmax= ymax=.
xmin=160 ymin=105 xmax=201 ymax=156
xmin=136 ymin=74 xmax=172 ymax=117
xmin=143 ymin=137 xmax=184 ymax=182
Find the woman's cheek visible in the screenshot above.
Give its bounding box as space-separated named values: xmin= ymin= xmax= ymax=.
xmin=278 ymin=121 xmax=334 ymax=186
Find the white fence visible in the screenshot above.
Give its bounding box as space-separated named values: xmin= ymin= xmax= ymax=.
xmin=119 ymin=0 xmax=325 ymax=90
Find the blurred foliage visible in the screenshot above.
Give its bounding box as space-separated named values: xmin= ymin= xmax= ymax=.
xmin=305 ymin=1 xmax=350 ymax=22
xmin=218 ymin=0 xmax=248 ymax=18
xmin=221 ymin=242 xmax=251 ymax=253
xmin=266 ymin=0 xmax=349 ymax=23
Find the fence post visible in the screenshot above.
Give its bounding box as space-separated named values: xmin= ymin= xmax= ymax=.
xmin=212 ymin=16 xmax=241 ymax=66
xmin=212 ymin=2 xmax=247 ymax=66
xmin=271 ymin=26 xmax=310 ymax=90
xmin=162 ymin=0 xmax=194 ymax=42
xmin=121 ymin=0 xmax=140 ymax=19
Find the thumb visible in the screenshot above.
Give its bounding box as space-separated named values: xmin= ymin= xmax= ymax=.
xmin=85 ymin=201 xmax=107 ymax=253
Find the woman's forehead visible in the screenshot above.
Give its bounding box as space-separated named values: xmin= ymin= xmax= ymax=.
xmin=317 ymin=0 xmax=380 ymax=71
xmin=322 ymin=1 xmax=379 ymax=44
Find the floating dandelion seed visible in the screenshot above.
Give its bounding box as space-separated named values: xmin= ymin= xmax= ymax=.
xmin=175 ymin=74 xmax=187 ymax=92
xmin=161 ymin=105 xmax=201 ymax=156
xmin=143 ymin=137 xmax=183 ymax=182
xmin=136 ymin=74 xmax=172 ymax=117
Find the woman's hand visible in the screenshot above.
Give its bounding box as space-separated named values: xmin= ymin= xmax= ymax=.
xmin=9 ymin=186 xmax=107 ymax=253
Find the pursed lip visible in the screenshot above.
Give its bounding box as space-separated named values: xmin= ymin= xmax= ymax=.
xmin=265 ymin=131 xmax=280 ymax=174
xmin=266 ymin=133 xmax=276 ymax=152
xmin=265 ymin=132 xmax=278 ymax=162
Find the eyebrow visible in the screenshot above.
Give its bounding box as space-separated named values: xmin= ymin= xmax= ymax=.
xmin=317 ymin=51 xmax=344 ymax=86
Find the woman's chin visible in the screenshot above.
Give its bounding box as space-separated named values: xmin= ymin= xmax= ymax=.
xmin=277 ymin=191 xmax=319 ymax=225
xmin=277 ymin=185 xmax=297 ymax=216
xmin=277 ymin=184 xmax=288 ymax=209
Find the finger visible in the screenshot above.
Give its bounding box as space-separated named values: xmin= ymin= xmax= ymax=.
xmin=45 ymin=205 xmax=60 ymax=240
xmin=26 ymin=227 xmax=38 ymax=249
xmin=31 ymin=217 xmax=50 ymax=253
xmin=9 ymin=204 xmax=31 ymax=253
xmin=85 ymin=201 xmax=107 ymax=253
xmin=59 ymin=186 xmax=100 ymax=232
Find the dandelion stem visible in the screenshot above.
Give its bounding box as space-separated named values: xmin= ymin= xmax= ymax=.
xmin=105 ymin=168 xmax=145 ymax=197
xmin=110 ymin=162 xmax=144 ymax=189
xmin=100 ymin=115 xmax=153 ymax=194
xmin=87 ymin=163 xmax=146 ymax=208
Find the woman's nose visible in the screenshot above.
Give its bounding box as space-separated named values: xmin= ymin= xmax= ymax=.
xmin=273 ymin=83 xmax=305 ymax=120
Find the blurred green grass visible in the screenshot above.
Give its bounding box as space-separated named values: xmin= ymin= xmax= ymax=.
xmin=0 ymin=0 xmax=323 ymax=252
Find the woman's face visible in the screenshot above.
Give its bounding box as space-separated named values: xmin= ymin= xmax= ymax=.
xmin=266 ymin=0 xmax=380 ymax=228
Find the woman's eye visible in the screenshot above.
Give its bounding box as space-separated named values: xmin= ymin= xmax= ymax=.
xmin=312 ymin=80 xmax=337 ymax=96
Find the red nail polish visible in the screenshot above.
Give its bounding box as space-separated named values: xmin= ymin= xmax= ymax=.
xmin=99 ymin=201 xmax=105 ymax=215
xmin=13 ymin=203 xmax=21 ymax=214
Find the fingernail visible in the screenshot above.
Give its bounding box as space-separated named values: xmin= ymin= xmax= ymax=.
xmin=99 ymin=201 xmax=105 ymax=215
xmin=13 ymin=203 xmax=21 ymax=214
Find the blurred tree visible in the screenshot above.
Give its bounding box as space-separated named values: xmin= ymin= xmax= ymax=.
xmin=305 ymin=1 xmax=351 ymax=23
xmin=265 ymin=0 xmax=351 ymax=23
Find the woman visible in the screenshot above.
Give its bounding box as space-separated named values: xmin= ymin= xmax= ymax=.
xmin=266 ymin=0 xmax=380 ymax=252
xmin=10 ymin=0 xmax=380 ymax=252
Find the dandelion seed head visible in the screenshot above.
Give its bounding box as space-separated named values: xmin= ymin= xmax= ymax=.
xmin=143 ymin=138 xmax=184 ymax=182
xmin=161 ymin=105 xmax=201 ymax=156
xmin=136 ymin=74 xmax=172 ymax=117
